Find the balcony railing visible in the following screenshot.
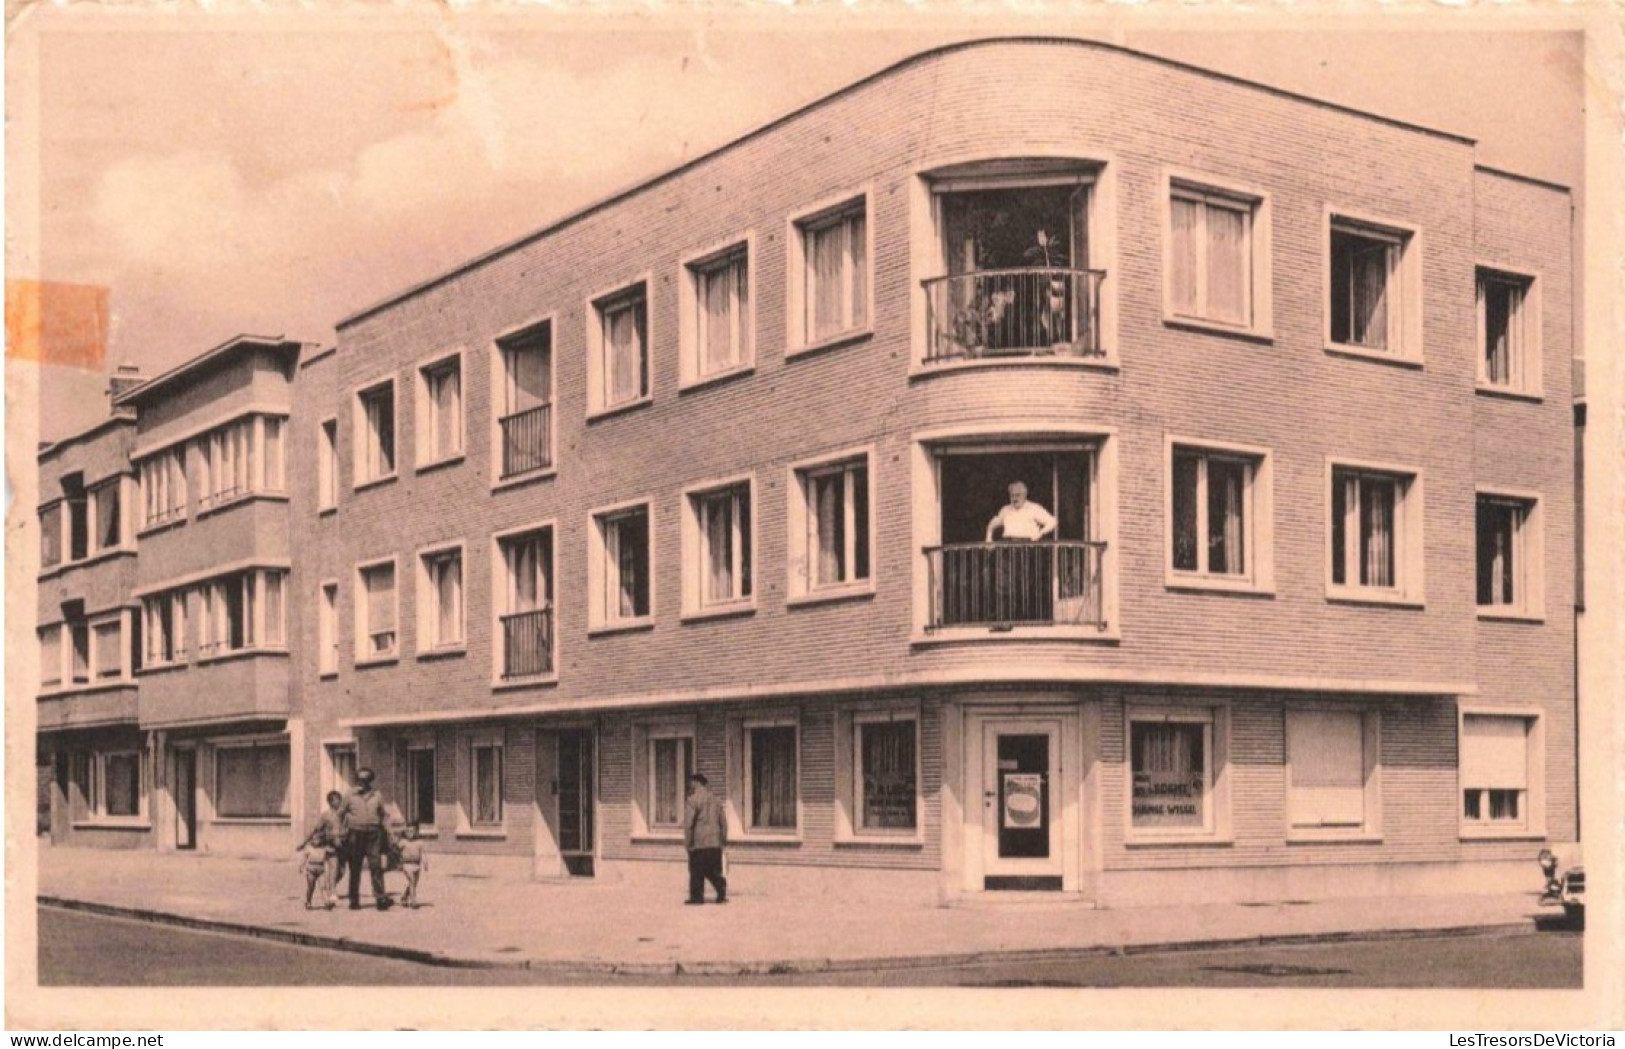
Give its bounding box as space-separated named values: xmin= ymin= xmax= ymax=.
xmin=500 ymin=607 xmax=554 ymax=679
xmin=500 ymin=404 xmax=552 ymax=479
xmin=925 ymin=540 xmax=1107 ymax=630
xmin=923 ymin=268 xmax=1106 ymax=364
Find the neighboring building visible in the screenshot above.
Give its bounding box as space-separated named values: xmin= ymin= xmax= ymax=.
xmin=37 ymin=39 xmax=1577 ymax=906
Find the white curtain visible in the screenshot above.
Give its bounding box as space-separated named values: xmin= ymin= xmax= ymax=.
xmin=750 ymin=727 xmax=797 ymax=829
xmin=607 ymin=302 xmax=644 ymax=405
xmin=1362 ymin=478 xmax=1394 ymax=587
xmin=433 ymin=366 xmax=461 ymax=457
xmin=1169 ymin=198 xmax=1199 ymax=315
xmin=1350 ymin=241 xmax=1390 ymax=348
xmin=1206 ymin=203 xmax=1248 ymax=323
xmin=435 ymin=555 xmax=461 ymax=644
xmin=705 ymin=496 xmax=735 ymax=602
xmin=814 ymin=473 xmax=843 ymax=586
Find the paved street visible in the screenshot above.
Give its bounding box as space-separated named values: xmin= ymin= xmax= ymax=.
xmin=39 ymin=907 xmax=1582 ymax=988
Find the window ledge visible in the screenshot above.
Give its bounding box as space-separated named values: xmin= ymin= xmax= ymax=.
xmin=732 ymin=834 xmax=804 ymax=847
xmin=492 ymin=674 xmax=559 ymax=692
xmin=1287 ymin=831 xmax=1383 ymax=845
xmin=913 ymin=625 xmax=1121 ymax=646
xmin=1459 ymin=829 xmax=1545 ymax=842
xmin=137 ymin=517 xmax=188 ymax=539
xmin=38 ymin=679 xmax=138 ymax=699
xmin=787 ymin=585 xmax=875 ymax=609
xmin=491 ymin=468 xmax=557 ymax=494
xmin=1125 ymin=835 xmax=1235 ymax=848
xmin=352 ymin=473 xmax=399 ymax=494
xmin=630 ymin=832 xmax=687 ymax=844
xmin=1326 ymin=590 xmax=1426 ymax=610
xmin=833 ymin=835 xmax=924 ymax=849
xmin=1477 ymin=610 xmax=1546 ymax=624
xmin=207 ymin=817 xmax=292 ymax=826
xmin=354 ymin=654 xmax=401 ymax=669
xmin=1324 ymin=344 xmax=1424 ymax=369
xmin=1165 ymin=575 xmax=1275 ymax=598
xmin=1475 ymin=384 xmax=1544 ymax=404
xmin=909 ymin=354 xmax=1119 ymax=380
xmin=417 ymin=645 xmax=468 ymax=661
xmin=415 ymin=453 xmax=466 ymax=476
xmin=135 ymin=662 xmax=191 ymax=678
xmin=588 ymin=618 xmax=656 ymax=638
xmin=71 ymin=820 xmax=151 ymax=831
xmin=1163 ymin=316 xmax=1275 ymax=344
xmin=587 ymin=396 xmax=653 ymax=424
xmin=319 ymin=671 xmax=339 ymax=680
xmin=318 ymin=505 xmax=337 ymax=518
xmin=680 ymin=363 xmax=755 ymax=394
xmin=454 ymin=829 xmax=507 ymax=841
xmin=196 ymin=491 xmax=289 ymax=521
xmin=786 ymin=328 xmax=873 ymax=361
xmin=681 ymin=603 xmax=757 ymax=624
xmin=197 ymin=646 xmax=290 ymax=666
xmin=40 ymin=547 xmax=139 ymax=579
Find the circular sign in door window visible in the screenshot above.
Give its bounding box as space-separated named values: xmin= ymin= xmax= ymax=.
xmin=1003 ymin=773 xmax=1043 ymax=828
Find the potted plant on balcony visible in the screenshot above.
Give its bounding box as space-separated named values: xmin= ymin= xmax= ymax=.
xmin=1025 ymin=229 xmax=1071 ymax=353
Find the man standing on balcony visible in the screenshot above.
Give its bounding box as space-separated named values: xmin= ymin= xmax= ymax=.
xmin=340 ymin=768 xmax=392 ymax=911
xmin=985 ymin=482 xmax=1056 ymax=542
xmin=985 ymin=482 xmax=1057 ymax=623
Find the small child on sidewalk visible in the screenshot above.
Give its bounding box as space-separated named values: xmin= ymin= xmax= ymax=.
xmin=396 ymin=823 xmax=427 ymax=908
xmin=300 ymin=834 xmax=336 ymax=910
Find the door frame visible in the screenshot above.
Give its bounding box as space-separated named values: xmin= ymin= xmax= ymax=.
xmin=962 ymin=704 xmax=1082 ymax=892
xmin=533 ymin=722 xmax=598 ymax=878
xmin=172 ymin=744 xmax=198 ymax=851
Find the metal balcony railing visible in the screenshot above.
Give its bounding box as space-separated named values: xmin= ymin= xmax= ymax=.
xmin=925 ymin=540 xmax=1107 ymax=630
xmin=500 ymin=404 xmax=552 ymax=479
xmin=922 ymin=268 xmax=1106 ymax=364
xmin=500 ymin=607 xmax=554 ymax=679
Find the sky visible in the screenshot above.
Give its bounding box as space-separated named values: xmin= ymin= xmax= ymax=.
xmin=8 ymin=8 xmax=1589 ymax=441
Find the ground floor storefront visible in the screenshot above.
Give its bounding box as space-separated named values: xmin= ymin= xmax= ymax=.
xmin=325 ymin=684 xmax=1571 ymax=904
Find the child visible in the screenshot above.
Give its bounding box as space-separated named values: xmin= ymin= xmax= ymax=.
xmin=298 ymin=791 xmax=347 ymax=909
xmin=396 ymin=823 xmax=427 ymax=908
xmin=300 ymin=833 xmax=336 ymax=910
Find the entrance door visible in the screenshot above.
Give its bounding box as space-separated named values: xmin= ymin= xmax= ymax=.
xmin=557 ymin=730 xmax=594 ymax=876
xmin=174 ymin=749 xmax=197 ymax=851
xmin=980 ymin=720 xmax=1062 ymax=889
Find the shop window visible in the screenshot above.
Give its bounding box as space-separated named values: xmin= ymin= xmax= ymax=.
xmin=214 ymin=742 xmax=290 ymax=819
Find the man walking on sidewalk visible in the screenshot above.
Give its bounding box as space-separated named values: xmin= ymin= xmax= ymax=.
xmin=341 ymin=768 xmax=392 ymax=911
xmin=683 ymin=773 xmax=728 ymax=905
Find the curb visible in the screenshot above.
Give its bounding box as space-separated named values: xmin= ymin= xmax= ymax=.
xmin=38 ymin=895 xmax=1539 ymax=978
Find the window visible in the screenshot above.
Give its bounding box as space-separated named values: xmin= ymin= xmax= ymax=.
xmin=855 ymin=715 xmax=918 ymax=834
xmin=1128 ymin=708 xmax=1220 ymax=836
xmin=325 ymin=743 xmax=358 ymax=796
xmin=791 ymin=456 xmax=871 ymax=598
xmin=1170 ymin=443 xmax=1271 ymax=588
xmin=193 ymin=569 xmax=286 ymax=656
xmin=67 ymin=495 xmax=89 ymax=562
xmin=1478 ymin=268 xmax=1538 ymax=393
xmin=139 ymin=447 xmax=187 ymax=527
xmin=589 ymin=284 xmax=649 ymax=414
xmin=317 ymin=583 xmax=339 ymax=675
xmin=744 ymin=722 xmax=798 ymax=833
xmin=93 ymin=619 xmax=123 ymax=681
xmin=682 ymin=243 xmax=752 ymax=383
xmin=685 ymin=480 xmax=753 ymax=613
xmin=496 ymin=527 xmax=554 ymax=680
xmin=355 ymin=381 xmax=396 ymax=484
xmin=69 ymin=621 xmax=90 ymax=685
xmin=193 ymin=416 xmax=280 ymax=507
xmin=1330 ymin=463 xmax=1422 ymax=601
xmin=1328 ymin=215 xmax=1418 ymax=357
xmin=647 ymin=732 xmax=694 ymax=832
xmin=419 ymin=546 xmax=465 ymax=651
xmin=1477 ymin=493 xmax=1542 ymax=616
xmin=469 ymin=737 xmax=504 ymax=828
xmin=496 ymin=324 xmax=553 ymax=479
xmin=591 ymin=504 xmax=652 ymax=628
xmin=40 ymin=503 xmax=61 ymax=568
xmin=74 ymin=750 xmax=145 ymax=822
xmin=91 ymin=478 xmax=122 ymax=552
xmin=143 ymin=591 xmax=187 ymax=667
xmin=1460 ymin=712 xmax=1540 ymax=834
xmin=792 ymin=197 xmax=868 ymax=348
xmin=418 ymin=355 xmax=464 ymax=465
xmin=404 ymin=745 xmax=436 ymax=829
xmin=1285 ymin=708 xmax=1379 ymax=837
xmin=356 ymin=560 xmax=398 ymax=661
xmin=1167 ymin=180 xmax=1264 ymax=329
xmin=318 ymin=418 xmax=339 ymax=510
xmin=39 ymin=626 xmax=62 ymax=689
xmin=214 ymin=741 xmax=290 ymax=819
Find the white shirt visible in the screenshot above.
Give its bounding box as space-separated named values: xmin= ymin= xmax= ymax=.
xmin=990 ymin=501 xmax=1056 ymax=540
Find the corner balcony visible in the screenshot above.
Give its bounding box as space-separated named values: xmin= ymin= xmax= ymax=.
xmin=925 ymin=540 xmax=1107 ymax=631
xmin=923 ymin=268 xmax=1106 ymax=365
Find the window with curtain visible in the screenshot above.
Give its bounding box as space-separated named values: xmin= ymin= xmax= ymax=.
xmin=601 ymin=507 xmax=650 ymax=622
xmin=1171 ymin=448 xmax=1251 ymax=578
xmin=215 ymin=743 xmax=290 ymax=819
xmin=803 ymin=459 xmax=870 ymax=591
xmin=504 ymin=532 xmax=551 ymax=613
xmin=800 ymin=202 xmax=867 ymax=344
xmin=1460 ymin=714 xmax=1532 ymax=827
xmin=102 ymin=752 xmax=142 ymax=818
xmin=358 ymin=383 xmax=396 ymax=481
xmin=93 ymin=479 xmax=121 ymax=551
xmin=1129 ymin=717 xmax=1210 ymax=831
xmin=649 ymin=735 xmax=693 ymax=830
xmin=691 ymin=247 xmax=750 ymax=378
xmin=696 ymin=484 xmax=751 ymax=606
xmin=261 ymin=571 xmax=285 ymax=646
xmin=423 ymin=548 xmax=463 ymax=648
xmin=1286 ymin=709 xmax=1368 ymax=830
xmin=1330 ymin=221 xmax=1406 ymax=352
xmin=144 ymin=591 xmax=186 ymax=665
xmin=1331 ymin=467 xmax=1406 ymax=591
xmin=263 ymin=416 xmax=284 ymax=491
xmin=471 ymin=742 xmax=503 ymax=827
xmin=93 ymin=619 xmax=122 ymax=681
xmin=358 ymin=561 xmax=397 ymax=658
xmin=597 ymin=288 xmax=648 ymax=410
xmin=1169 ymin=185 xmax=1254 ymax=327
xmin=423 ymin=358 xmax=463 ymax=462
xmin=747 ymin=724 xmax=798 ymax=831
xmin=858 ymin=719 xmax=917 ymax=832
xmin=1477 ymin=269 xmax=1534 ymax=390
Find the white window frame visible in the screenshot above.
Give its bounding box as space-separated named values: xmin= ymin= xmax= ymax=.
xmin=728 ymin=713 xmax=802 ymax=840
xmin=490 ymin=519 xmax=558 ymax=686
xmin=212 ymin=736 xmax=291 ymax=822
xmin=1124 ymin=703 xmax=1232 ymax=844
xmin=416 ymin=541 xmax=466 ymax=654
xmin=354 ymin=556 xmax=400 ymax=664
xmin=1325 ymin=457 xmax=1425 ymax=606
xmin=680 ymin=475 xmax=756 ymax=619
xmin=1476 ymin=487 xmax=1545 ymax=621
xmin=317 ymin=580 xmax=340 ymax=677
xmin=787 ymin=189 xmax=874 ymax=355
xmin=1284 ymin=704 xmax=1382 ymax=842
xmin=1324 ymin=209 xmax=1424 ymax=363
xmin=1162 ymin=171 xmax=1272 ymax=336
xmin=74 ymin=748 xmax=148 ymax=826
xmin=679 ymin=234 xmax=756 ymax=388
xmin=835 ymin=703 xmax=923 ymax=842
xmin=1165 ymin=436 xmax=1275 ymax=594
xmin=86 ymin=475 xmax=134 ymax=558
xmin=141 ymin=590 xmax=189 ymax=669
xmin=186 ymin=569 xmax=286 ymax=660
xmin=490 ymin=316 xmax=557 ymax=488
xmin=630 ymin=720 xmax=697 ymax=839
xmin=1475 ymin=264 xmax=1542 ymax=397
xmin=588 ymin=498 xmax=655 ymax=634
xmin=137 ymin=446 xmax=188 ymax=530
xmin=586 ymin=278 xmax=652 ymax=418
xmin=317 ymin=416 xmax=339 ymax=511
xmin=353 ymin=378 xmax=398 ymax=488
xmin=1457 ymin=705 xmax=1546 ymax=840
xmin=415 ymin=349 xmax=466 ymax=470
xmin=788 ymin=448 xmax=876 ymax=604
xmin=461 ymin=728 xmax=506 ymax=835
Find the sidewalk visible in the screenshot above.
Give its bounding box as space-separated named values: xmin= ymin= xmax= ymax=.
xmin=37 ymin=848 xmax=1548 ymax=976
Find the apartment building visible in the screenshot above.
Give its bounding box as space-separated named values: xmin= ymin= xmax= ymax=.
xmin=37 ymin=39 xmax=1576 ymax=906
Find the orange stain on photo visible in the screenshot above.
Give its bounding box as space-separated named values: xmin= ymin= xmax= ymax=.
xmin=5 ymin=279 xmax=109 ymax=369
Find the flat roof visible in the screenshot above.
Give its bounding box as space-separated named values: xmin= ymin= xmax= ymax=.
xmin=112 ymin=334 xmax=304 ymax=407
xmin=336 ymin=34 xmax=1544 ymax=331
